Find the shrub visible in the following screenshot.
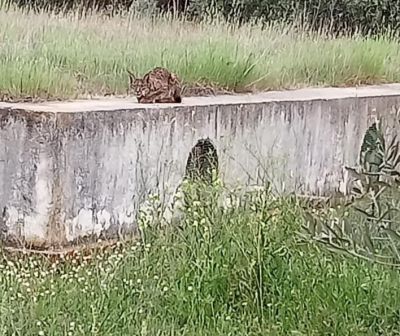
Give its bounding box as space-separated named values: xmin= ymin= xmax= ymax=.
xmin=187 ymin=0 xmax=400 ymax=36
xmin=7 ymin=0 xmax=399 ymax=35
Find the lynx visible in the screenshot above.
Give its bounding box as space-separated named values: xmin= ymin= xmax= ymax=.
xmin=128 ymin=67 xmax=182 ymax=103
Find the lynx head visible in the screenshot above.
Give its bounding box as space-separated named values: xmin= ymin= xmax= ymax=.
xmin=127 ymin=70 xmax=144 ymax=97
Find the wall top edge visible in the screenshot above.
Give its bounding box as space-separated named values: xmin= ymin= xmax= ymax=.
xmin=1 ymin=83 xmax=400 ymax=114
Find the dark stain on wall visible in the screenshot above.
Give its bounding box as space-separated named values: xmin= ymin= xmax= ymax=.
xmin=185 ymin=137 xmax=219 ymax=184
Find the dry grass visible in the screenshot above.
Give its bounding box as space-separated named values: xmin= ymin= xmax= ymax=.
xmin=1 ymin=5 xmax=400 ymax=101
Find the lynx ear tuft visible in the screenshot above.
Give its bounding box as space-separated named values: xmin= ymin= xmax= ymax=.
xmin=127 ymin=69 xmax=136 ymax=85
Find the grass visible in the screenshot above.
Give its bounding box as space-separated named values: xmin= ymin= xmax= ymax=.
xmin=1 ymin=7 xmax=400 ymax=334
xmin=1 ymin=6 xmax=400 ymax=101
xmin=0 ymin=185 xmax=399 ymax=335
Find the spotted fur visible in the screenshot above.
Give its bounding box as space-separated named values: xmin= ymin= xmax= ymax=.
xmin=128 ymin=67 xmax=182 ymax=103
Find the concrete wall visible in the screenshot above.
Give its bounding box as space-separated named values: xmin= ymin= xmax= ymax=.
xmin=1 ymin=84 xmax=400 ymax=249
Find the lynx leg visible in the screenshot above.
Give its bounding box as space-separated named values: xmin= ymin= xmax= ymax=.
xmin=147 ymin=88 xmax=171 ymax=103
xmin=136 ymin=89 xmax=162 ymax=103
xmin=173 ymin=91 xmax=182 ymax=103
xmin=156 ymin=96 xmax=177 ymax=103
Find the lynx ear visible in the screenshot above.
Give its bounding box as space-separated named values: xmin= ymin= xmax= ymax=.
xmin=127 ymin=69 xmax=136 ymax=85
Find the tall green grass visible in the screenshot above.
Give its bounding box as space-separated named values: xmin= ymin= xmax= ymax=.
xmin=1 ymin=5 xmax=400 ymax=100
xmin=0 ymin=186 xmax=399 ymax=335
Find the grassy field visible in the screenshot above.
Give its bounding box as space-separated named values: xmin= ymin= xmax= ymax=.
xmin=1 ymin=5 xmax=400 ymax=335
xmin=0 ymin=186 xmax=399 ymax=335
xmin=1 ymin=5 xmax=400 ymax=101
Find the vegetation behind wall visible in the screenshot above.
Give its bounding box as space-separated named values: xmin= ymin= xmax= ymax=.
xmin=5 ymin=0 xmax=400 ymax=36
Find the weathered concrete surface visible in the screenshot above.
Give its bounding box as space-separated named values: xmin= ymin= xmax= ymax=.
xmin=1 ymin=84 xmax=400 ymax=248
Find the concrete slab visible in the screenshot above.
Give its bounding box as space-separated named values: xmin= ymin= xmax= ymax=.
xmin=0 ymin=83 xmax=399 ymax=113
xmin=1 ymin=84 xmax=400 ymax=249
